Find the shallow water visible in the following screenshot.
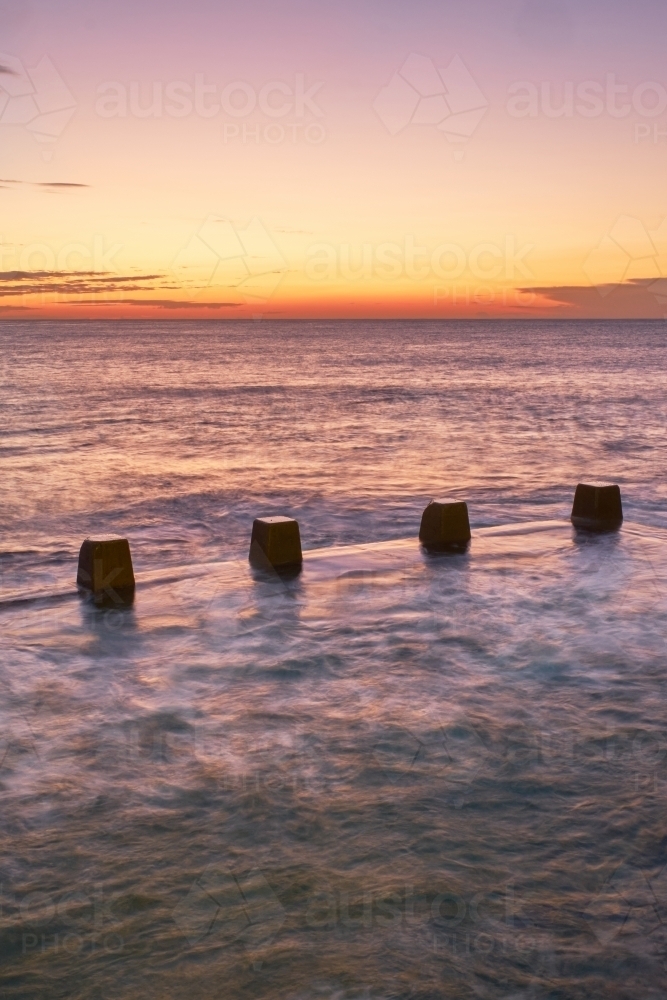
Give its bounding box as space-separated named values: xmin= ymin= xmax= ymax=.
xmin=1 ymin=321 xmax=667 ymax=998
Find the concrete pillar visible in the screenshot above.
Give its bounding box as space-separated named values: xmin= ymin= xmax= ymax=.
xmin=419 ymin=500 xmax=471 ymax=552
xmin=77 ymin=538 xmax=135 ymax=605
xmin=249 ymin=516 xmax=303 ymax=570
xmin=570 ymin=483 xmax=623 ymax=532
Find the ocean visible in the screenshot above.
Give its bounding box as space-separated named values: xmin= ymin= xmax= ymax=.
xmin=1 ymin=320 xmax=667 ymax=998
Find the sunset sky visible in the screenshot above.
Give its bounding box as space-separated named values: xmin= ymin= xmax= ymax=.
xmin=2 ymin=0 xmax=667 ymax=318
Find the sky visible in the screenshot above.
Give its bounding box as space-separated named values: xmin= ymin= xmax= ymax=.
xmin=1 ymin=0 xmax=667 ymax=319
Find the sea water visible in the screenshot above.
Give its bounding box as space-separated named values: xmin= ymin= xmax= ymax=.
xmin=1 ymin=320 xmax=666 ymax=998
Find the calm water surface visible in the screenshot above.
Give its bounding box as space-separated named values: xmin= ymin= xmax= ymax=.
xmin=1 ymin=320 xmax=666 ymax=998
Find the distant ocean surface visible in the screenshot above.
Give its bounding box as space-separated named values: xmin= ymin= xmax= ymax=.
xmin=1 ymin=320 xmax=667 ymax=998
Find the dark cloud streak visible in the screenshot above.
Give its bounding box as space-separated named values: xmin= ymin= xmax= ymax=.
xmin=0 ymin=270 xmax=162 ymax=282
xmin=522 ymin=279 xmax=667 ymax=318
xmin=0 ymin=271 xmax=168 ymax=297
xmin=71 ymin=299 xmax=241 ymax=309
xmin=0 ymin=179 xmax=90 ymax=190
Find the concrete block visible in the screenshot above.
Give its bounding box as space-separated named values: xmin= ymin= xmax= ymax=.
xmin=249 ymin=516 xmax=303 ymax=570
xmin=419 ymin=499 xmax=471 ymax=551
xmin=77 ymin=537 xmax=135 ymax=605
xmin=570 ymin=483 xmax=623 ymax=532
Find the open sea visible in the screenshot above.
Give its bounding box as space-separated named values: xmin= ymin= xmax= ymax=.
xmin=1 ymin=319 xmax=667 ymax=999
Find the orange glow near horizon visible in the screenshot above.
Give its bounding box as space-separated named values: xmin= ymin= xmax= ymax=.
xmin=2 ymin=2 xmax=667 ymax=319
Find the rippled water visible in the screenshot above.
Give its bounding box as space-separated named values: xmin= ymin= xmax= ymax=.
xmin=1 ymin=320 xmax=667 ymax=998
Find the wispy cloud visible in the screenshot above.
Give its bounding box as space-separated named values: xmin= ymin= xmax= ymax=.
xmin=37 ymin=182 xmax=89 ymax=189
xmin=0 ymin=271 xmax=165 ymax=297
xmin=73 ymin=299 xmax=242 ymax=309
xmin=0 ymin=270 xmax=245 ymax=310
xmin=0 ymin=179 xmax=90 ymax=190
xmin=0 ymin=271 xmax=156 ymax=282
